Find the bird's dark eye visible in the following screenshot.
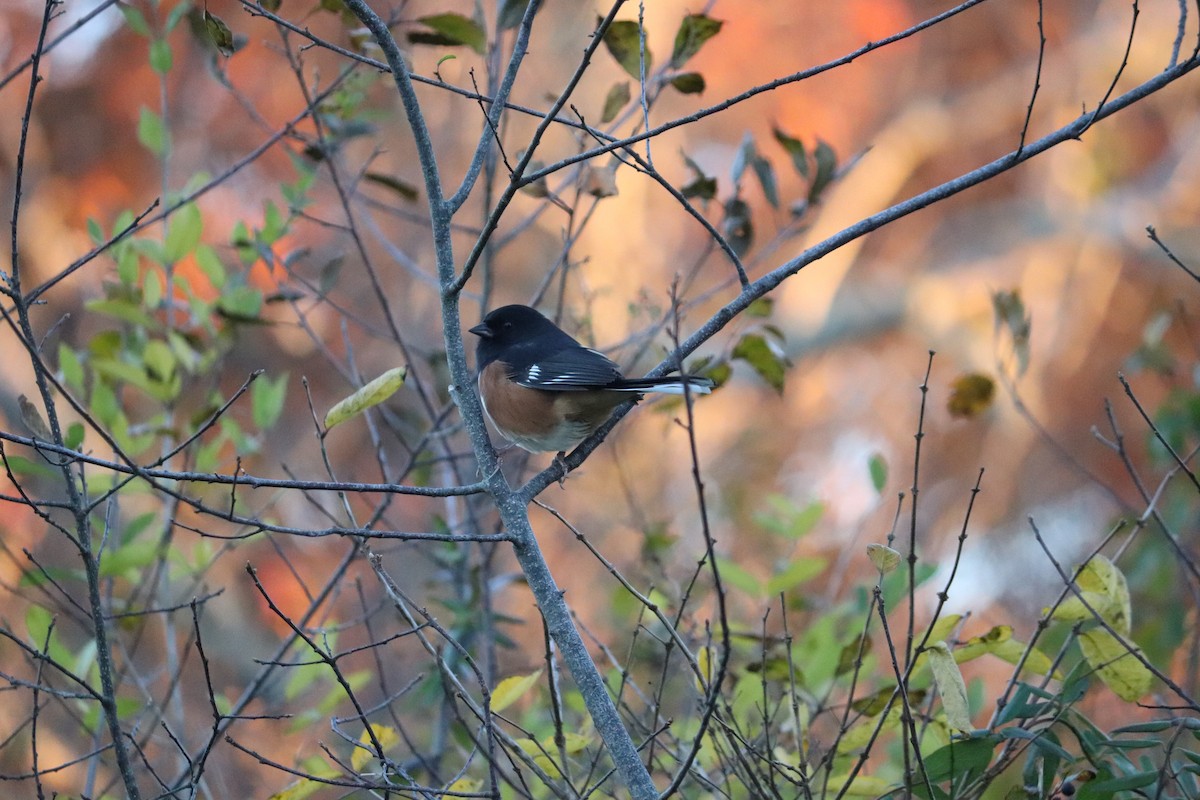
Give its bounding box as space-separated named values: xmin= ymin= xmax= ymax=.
xmin=502 ymin=321 xmax=513 ymax=329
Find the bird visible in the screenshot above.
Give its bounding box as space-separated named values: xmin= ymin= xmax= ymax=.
xmin=469 ymin=304 xmax=712 ymax=453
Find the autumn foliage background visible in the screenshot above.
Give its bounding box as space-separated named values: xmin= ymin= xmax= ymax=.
xmin=1 ymin=0 xmax=1200 ymax=796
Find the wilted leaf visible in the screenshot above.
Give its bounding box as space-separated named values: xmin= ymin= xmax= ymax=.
xmin=602 ymin=19 xmax=651 ymax=79
xmin=722 ymin=196 xmax=753 ymax=256
xmin=836 ymin=635 xmax=872 ymax=676
xmin=409 ymin=13 xmax=486 ymax=55
xmin=948 ymin=372 xmax=995 ymax=417
xmin=992 ymin=289 xmax=1032 ymax=377
xmin=498 ymin=0 xmax=534 ymax=30
xmin=928 ymin=642 xmax=972 ymax=731
xmin=18 ymin=395 xmax=53 ymax=442
xmin=583 ymin=160 xmax=619 ymax=198
xmin=669 ymin=72 xmax=705 ymax=94
xmin=324 ymin=367 xmax=408 ymax=429
xmin=204 ymin=10 xmax=235 ymax=56
xmin=670 ymin=14 xmax=723 ymax=67
xmin=491 ymin=669 xmax=542 ymax=712
xmin=808 ymin=139 xmax=837 ymax=204
xmin=681 ymin=153 xmax=717 ymax=203
xmin=774 ymin=127 xmax=809 ymax=177
xmin=732 ymin=332 xmax=786 ymax=392
xmin=601 ymin=81 xmax=630 ymax=123
xmin=364 ymin=172 xmax=419 ymax=201
xmin=867 ymin=543 xmax=901 ymax=574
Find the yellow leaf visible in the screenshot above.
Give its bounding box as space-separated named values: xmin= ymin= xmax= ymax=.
xmin=539 ymin=730 xmax=593 ymax=755
xmin=838 ymin=705 xmax=902 ymax=754
xmin=351 ymin=724 xmax=400 ymax=771
xmin=953 ymin=625 xmax=1012 ymax=662
xmin=515 ymin=738 xmax=561 ymax=778
xmin=491 ymin=669 xmax=542 ymax=713
xmin=696 ymin=645 xmax=714 ymax=692
xmin=324 ymin=367 xmax=408 ymax=429
xmin=1051 ymin=555 xmax=1131 ymax=634
xmin=925 ymin=613 xmax=963 ymax=645
xmin=1078 ymin=628 xmax=1152 ymax=701
xmin=446 ymin=777 xmax=483 ymax=793
xmin=947 ymin=372 xmax=995 ymax=417
xmin=928 ymin=642 xmax=971 ymax=732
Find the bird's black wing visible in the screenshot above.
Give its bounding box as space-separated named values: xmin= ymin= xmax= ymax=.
xmin=508 ymin=345 xmax=624 ymax=391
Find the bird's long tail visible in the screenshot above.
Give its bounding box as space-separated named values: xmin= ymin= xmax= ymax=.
xmin=607 ymin=375 xmax=714 ymax=395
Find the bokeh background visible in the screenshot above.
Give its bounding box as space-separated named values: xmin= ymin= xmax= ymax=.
xmin=1 ymin=0 xmax=1198 ymax=794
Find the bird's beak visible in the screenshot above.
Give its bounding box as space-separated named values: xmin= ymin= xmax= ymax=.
xmin=468 ymin=323 xmax=490 ymax=338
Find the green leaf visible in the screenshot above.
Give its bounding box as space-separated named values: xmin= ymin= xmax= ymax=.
xmin=164 ymin=203 xmax=203 ymax=262
xmin=216 ymin=285 xmax=263 ymax=320
xmin=602 ymin=19 xmax=651 ymax=79
xmin=670 ymin=14 xmax=722 ymax=67
xmin=59 ymin=343 xmax=85 ymax=391
xmin=732 ymin=333 xmax=786 ymax=393
xmin=26 ymin=605 xmax=53 ymax=649
xmin=100 ymin=537 xmax=160 ymax=578
xmin=669 ymin=72 xmax=705 ymax=94
xmin=765 ymin=556 xmax=827 ymax=595
xmin=117 ymin=247 xmax=139 ymax=285
xmin=137 ymin=106 xmax=169 ymax=156
xmin=714 ymin=557 xmax=760 ymax=596
xmin=143 ymin=339 xmax=176 ymax=383
xmin=601 ymin=82 xmax=630 ymax=123
xmin=324 ymin=367 xmax=407 ymax=429
xmin=204 ymin=10 xmax=236 ymax=56
xmin=868 ymin=453 xmax=888 ymax=492
xmin=410 ymin=13 xmax=486 ymax=55
xmin=165 ymin=2 xmax=191 ymax=33
xmin=919 ymin=735 xmax=999 ymax=789
xmin=773 ymin=127 xmax=809 ymax=178
xmin=87 ymin=217 xmax=104 ymax=244
xmin=252 ymin=372 xmax=289 ymax=430
xmin=194 ymin=244 xmax=226 ymax=288
xmin=149 ymin=38 xmax=173 ymax=74
xmin=120 ymin=4 xmax=151 ymax=36
xmin=85 ymin=298 xmax=156 ymax=328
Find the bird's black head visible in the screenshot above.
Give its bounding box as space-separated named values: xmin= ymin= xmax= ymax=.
xmin=469 ymin=304 xmax=577 ymax=368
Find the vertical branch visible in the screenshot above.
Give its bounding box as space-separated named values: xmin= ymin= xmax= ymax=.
xmin=4 ymin=2 xmax=142 ymax=797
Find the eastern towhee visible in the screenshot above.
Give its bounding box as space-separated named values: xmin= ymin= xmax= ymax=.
xmin=469 ymin=304 xmax=712 ymax=453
